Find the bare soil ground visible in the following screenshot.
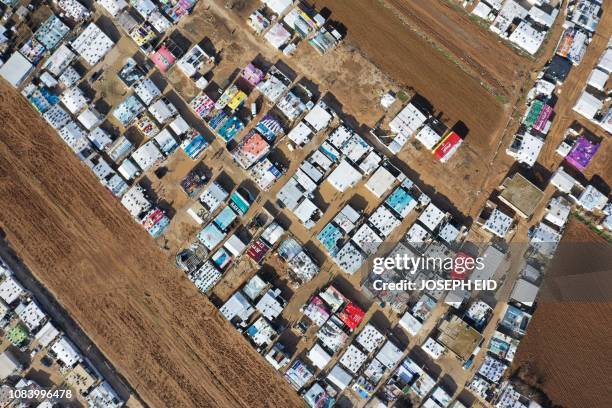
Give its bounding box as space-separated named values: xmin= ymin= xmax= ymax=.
xmin=513 ymin=219 xmax=612 ymax=408
xmin=316 ymin=0 xmax=510 ymax=140
xmin=0 ymin=82 xmax=303 ymax=408
xmin=381 ymin=0 xmax=529 ymax=97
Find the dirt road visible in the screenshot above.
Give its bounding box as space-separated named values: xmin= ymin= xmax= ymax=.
xmin=0 ymin=82 xmax=303 ymax=408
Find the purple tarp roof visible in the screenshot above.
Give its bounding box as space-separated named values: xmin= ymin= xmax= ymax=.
xmin=566 ymin=136 xmax=600 ymax=171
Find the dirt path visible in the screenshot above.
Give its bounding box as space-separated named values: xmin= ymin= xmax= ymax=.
xmin=0 ymin=82 xmax=303 ymax=408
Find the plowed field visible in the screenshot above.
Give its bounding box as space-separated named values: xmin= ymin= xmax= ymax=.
xmin=513 ymin=219 xmax=612 ymax=408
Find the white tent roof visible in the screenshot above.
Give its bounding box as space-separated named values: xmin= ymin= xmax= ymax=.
xmin=307 ymin=343 xmax=331 ymax=370
xmin=0 ymin=275 xmax=25 ymax=304
xmin=71 ymin=23 xmax=114 ymax=66
xmin=339 ymin=344 xmax=367 ymax=373
xmin=131 ymin=140 xmax=163 ymax=171
xmin=405 ymin=222 xmax=430 ymax=246
xmin=422 ymin=337 xmax=445 ymax=360
xmin=43 ymin=44 xmax=75 ymax=76
xmin=242 ymin=275 xmax=267 ymax=301
xmin=508 ymin=21 xmax=545 ymax=55
xmin=0 ymin=52 xmax=33 ymax=87
xmin=510 ymin=278 xmax=539 ymax=306
xmin=134 ymin=77 xmax=161 ymax=105
xmin=597 ymin=48 xmax=612 ymax=74
xmin=40 ymin=72 xmax=58 ymax=88
xmin=550 ymin=166 xmax=578 ymax=193
xmin=261 ymin=222 xmax=285 ymax=245
xmin=51 ymin=337 xmax=81 ymax=367
xmin=264 ymin=23 xmax=291 ymax=49
xmin=573 ymin=91 xmax=603 ymax=120
xmin=303 ymin=101 xmax=333 ymax=132
xmin=61 ymin=87 xmax=88 ymax=115
xmin=293 ymin=198 xmax=321 ymax=229
xmin=399 ymin=311 xmax=423 ymax=336
xmin=577 ymin=185 xmax=607 ymax=212
xmin=220 ymin=291 xmax=254 ymax=322
xmin=16 ymin=301 xmax=46 ymax=331
xmin=587 ymin=68 xmax=609 ymax=91
xmin=255 ymin=289 xmax=284 ymax=320
xmin=375 ymin=341 xmax=403 ymax=368
xmin=530 ymin=222 xmax=562 ymax=257
xmin=528 ymin=6 xmax=558 ymax=27
xmin=88 ymin=127 xmax=113 ymax=150
xmin=351 ymin=223 xmax=383 ymax=256
xmin=34 ymin=321 xmax=60 ymax=347
xmin=544 ymin=196 xmax=571 ymax=228
xmin=389 ymin=103 xmax=427 ymax=137
xmin=200 ymin=182 xmax=228 ymax=212
xmin=471 ymin=245 xmax=504 ymax=281
xmin=288 ymin=250 xmax=319 ymax=281
xmin=288 ymin=121 xmax=313 ymax=146
xmin=418 ymin=203 xmax=446 ymax=232
xmin=482 ymin=208 xmax=513 ymax=238
xmin=77 ymin=108 xmax=103 ymax=131
xmin=117 ymin=158 xmax=140 ymax=180
xmin=0 ymin=351 xmax=20 ymax=380
xmin=365 ymin=166 xmax=396 ymax=198
xmin=97 ymin=0 xmax=128 ymax=17
xmin=516 ymin=133 xmax=544 ymax=167
xmin=415 ymin=125 xmax=442 ymax=150
xmin=263 ymin=0 xmax=293 ymax=15
xmin=359 ymin=151 xmax=382 ymax=175
xmin=356 ymin=324 xmax=385 ymax=352
xmin=120 ymin=185 xmax=151 ymax=218
xmin=86 ymin=382 xmax=123 ymax=408
xmin=149 ymin=99 xmax=177 ymax=124
xmin=333 ymin=241 xmax=366 ymax=275
xmin=189 ymin=261 xmax=222 ymax=293
xmin=368 ymin=205 xmax=400 ymax=238
xmin=327 ymin=159 xmax=362 ymax=192
xmin=471 ymin=2 xmax=492 ymax=19
xmin=58 ymin=66 xmax=81 ymax=87
xmin=223 ymin=234 xmax=247 ymax=257
xmin=43 ymin=105 xmax=71 ymax=129
xmin=327 ymin=364 xmax=353 ymax=390
xmin=169 ymin=116 xmax=190 ymax=135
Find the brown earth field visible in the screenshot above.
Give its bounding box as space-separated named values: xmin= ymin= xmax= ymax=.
xmin=0 ymin=82 xmax=303 ymax=407
xmin=380 ymin=0 xmax=530 ymax=96
xmin=513 ymin=219 xmax=612 ymax=408
xmin=316 ymin=0 xmax=511 ymax=147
